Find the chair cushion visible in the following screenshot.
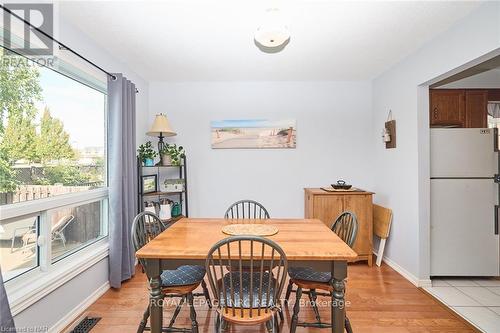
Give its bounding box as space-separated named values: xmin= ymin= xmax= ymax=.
xmin=160 ymin=265 xmax=206 ymax=287
xmin=220 ymin=272 xmax=276 ymax=308
xmin=288 ymin=267 xmax=331 ymax=283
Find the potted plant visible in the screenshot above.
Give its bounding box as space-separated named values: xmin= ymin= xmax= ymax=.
xmin=159 ymin=144 xmax=185 ymax=166
xmin=137 ymin=141 xmax=157 ymax=166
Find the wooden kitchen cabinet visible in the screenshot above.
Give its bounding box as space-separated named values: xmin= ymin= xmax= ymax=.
xmin=429 ymin=89 xmax=494 ymax=128
xmin=466 ymin=90 xmax=488 ymax=128
xmin=304 ymin=188 xmax=374 ymax=266
xmin=430 ymin=89 xmax=466 ymax=127
xmin=489 ymin=89 xmax=500 ymax=101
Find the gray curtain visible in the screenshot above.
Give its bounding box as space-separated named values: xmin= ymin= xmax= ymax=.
xmin=0 ymin=267 xmax=15 ymax=331
xmin=108 ymin=73 xmax=138 ymax=288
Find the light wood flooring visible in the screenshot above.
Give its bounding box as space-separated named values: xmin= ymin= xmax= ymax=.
xmin=82 ymin=261 xmax=478 ymax=333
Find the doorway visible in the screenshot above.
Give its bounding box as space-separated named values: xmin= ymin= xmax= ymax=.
xmin=418 ymin=51 xmax=500 ymax=332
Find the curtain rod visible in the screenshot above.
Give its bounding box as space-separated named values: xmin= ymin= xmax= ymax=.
xmin=0 ymin=4 xmax=139 ymax=93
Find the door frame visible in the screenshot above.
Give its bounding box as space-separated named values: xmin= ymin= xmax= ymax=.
xmin=417 ymin=48 xmax=500 ymax=281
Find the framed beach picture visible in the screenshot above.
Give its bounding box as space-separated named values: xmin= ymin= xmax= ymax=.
xmin=211 ymin=119 xmax=296 ymax=149
xmin=141 ymin=175 xmax=158 ymax=194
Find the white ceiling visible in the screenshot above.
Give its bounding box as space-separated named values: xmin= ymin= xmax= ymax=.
xmin=58 ymin=0 xmax=482 ymax=82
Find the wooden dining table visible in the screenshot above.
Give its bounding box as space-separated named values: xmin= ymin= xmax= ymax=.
xmin=135 ymin=218 xmax=358 ymax=333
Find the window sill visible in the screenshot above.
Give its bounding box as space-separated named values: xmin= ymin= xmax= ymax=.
xmin=5 ymin=239 xmax=109 ymax=316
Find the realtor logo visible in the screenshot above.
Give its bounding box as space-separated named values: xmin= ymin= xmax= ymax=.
xmin=2 ymin=3 xmax=53 ymax=56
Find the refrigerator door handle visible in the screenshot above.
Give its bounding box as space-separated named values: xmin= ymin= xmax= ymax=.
xmin=496 ymin=205 xmax=499 ymax=235
xmin=494 ymin=128 xmax=499 ymax=152
xmin=496 ymin=128 xmax=500 ymax=235
xmin=494 ymin=126 xmax=499 ymax=241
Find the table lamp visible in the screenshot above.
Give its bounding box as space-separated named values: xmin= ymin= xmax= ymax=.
xmin=146 ymin=113 xmax=176 ymax=153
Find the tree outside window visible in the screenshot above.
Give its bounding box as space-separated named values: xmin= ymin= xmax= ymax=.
xmin=0 ymin=49 xmax=105 ymax=203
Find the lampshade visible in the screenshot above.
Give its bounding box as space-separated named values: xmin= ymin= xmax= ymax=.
xmin=147 ymin=114 xmax=176 ymax=137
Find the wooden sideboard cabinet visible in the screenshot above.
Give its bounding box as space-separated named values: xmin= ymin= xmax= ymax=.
xmin=304 ymin=188 xmax=374 ymax=266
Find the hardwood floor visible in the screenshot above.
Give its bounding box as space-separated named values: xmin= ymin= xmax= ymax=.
xmin=84 ymin=262 xmax=478 ymax=333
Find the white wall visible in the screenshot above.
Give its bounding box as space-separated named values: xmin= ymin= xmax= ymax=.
xmin=10 ymin=17 xmax=150 ymax=330
xmin=437 ymin=68 xmax=500 ymax=88
xmin=58 ymin=16 xmax=150 ymax=145
xmin=371 ymin=2 xmax=500 ymax=282
xmin=148 ymin=81 xmax=373 ymax=218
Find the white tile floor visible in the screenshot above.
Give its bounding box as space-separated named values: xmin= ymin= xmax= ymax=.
xmin=425 ymin=278 xmax=500 ymax=333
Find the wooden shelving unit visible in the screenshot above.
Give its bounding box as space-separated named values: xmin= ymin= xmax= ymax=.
xmin=137 ymin=155 xmax=188 ymax=217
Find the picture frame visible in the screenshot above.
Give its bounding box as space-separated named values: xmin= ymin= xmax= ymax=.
xmin=141 ymin=175 xmax=158 ymax=194
xmin=211 ymin=119 xmax=296 ymax=149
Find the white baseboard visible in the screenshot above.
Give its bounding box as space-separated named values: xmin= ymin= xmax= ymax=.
xmin=50 ymin=281 xmax=110 ymax=333
xmin=372 ymin=250 xmax=431 ymax=288
xmin=417 ymin=278 xmax=432 ymax=288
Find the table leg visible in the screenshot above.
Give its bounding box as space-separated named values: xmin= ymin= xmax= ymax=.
xmin=146 ymin=258 xmax=163 ymax=333
xmin=331 ymin=260 xmax=347 ymax=333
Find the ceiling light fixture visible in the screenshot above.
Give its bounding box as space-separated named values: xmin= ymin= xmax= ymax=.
xmin=254 ymin=8 xmax=290 ymax=53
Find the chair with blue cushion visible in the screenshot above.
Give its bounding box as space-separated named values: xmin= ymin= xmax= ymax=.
xmin=285 ymin=211 xmax=358 ymax=333
xmin=223 ymin=201 xmax=285 ymax=324
xmin=205 ymin=235 xmax=288 ymax=333
xmin=131 ymin=211 xmax=211 ymax=333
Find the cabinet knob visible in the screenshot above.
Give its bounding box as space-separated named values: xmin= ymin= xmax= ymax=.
xmin=433 ymin=108 xmax=438 ymax=119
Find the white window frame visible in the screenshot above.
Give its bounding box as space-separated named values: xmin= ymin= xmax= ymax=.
xmin=0 ymin=188 xmax=109 ymax=315
xmin=0 ymin=21 xmax=110 ymax=315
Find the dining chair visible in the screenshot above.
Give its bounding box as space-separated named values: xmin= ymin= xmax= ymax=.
xmin=205 ymin=235 xmax=288 ymax=333
xmin=224 ymin=200 xmax=270 ymax=219
xmin=284 ymin=211 xmax=358 ymax=333
xmin=131 ymin=211 xmax=211 ymax=333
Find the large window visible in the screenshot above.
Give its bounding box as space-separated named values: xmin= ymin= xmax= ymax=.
xmin=0 ymin=48 xmax=108 ymax=282
xmin=0 ymin=52 xmax=106 ymax=205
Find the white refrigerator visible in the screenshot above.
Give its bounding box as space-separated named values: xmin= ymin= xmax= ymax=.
xmin=430 ymin=128 xmax=500 ymax=276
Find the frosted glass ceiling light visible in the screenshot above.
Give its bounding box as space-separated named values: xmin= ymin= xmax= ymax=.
xmin=254 ymin=8 xmax=290 ymax=53
xmin=255 ymin=26 xmax=290 ymax=48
